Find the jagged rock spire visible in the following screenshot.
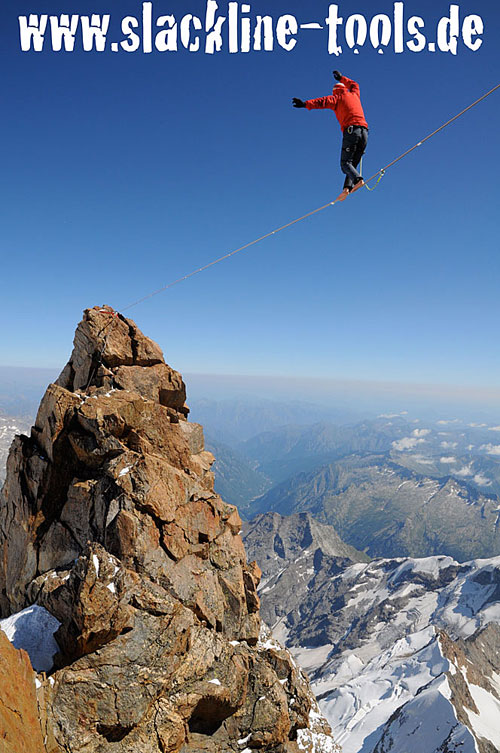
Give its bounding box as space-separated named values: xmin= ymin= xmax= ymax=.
xmin=0 ymin=306 xmax=338 ymax=753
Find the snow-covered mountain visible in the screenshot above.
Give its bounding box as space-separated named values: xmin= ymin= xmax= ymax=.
xmin=336 ymin=622 xmax=500 ymax=753
xmin=0 ymin=414 xmax=31 ymax=483
xmin=244 ymin=515 xmax=500 ymax=753
xmin=309 ymin=557 xmax=500 ymax=753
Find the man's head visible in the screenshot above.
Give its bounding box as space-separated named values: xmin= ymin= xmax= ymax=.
xmin=333 ymin=82 xmax=345 ymax=91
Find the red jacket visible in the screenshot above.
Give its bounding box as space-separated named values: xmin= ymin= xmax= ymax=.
xmin=305 ymin=75 xmax=368 ymax=132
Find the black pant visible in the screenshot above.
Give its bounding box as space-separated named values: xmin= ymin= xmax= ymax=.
xmin=340 ymin=126 xmax=368 ymax=189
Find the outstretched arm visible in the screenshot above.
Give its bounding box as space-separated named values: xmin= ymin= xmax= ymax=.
xmin=305 ymin=94 xmax=338 ymax=110
xmin=292 ymin=94 xmax=338 ymax=110
xmin=334 ymin=70 xmax=360 ymax=95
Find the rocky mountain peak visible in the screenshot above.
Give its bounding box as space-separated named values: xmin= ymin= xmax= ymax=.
xmin=242 ymin=512 xmax=369 ymax=642
xmin=243 ymin=511 xmax=369 ymax=583
xmin=0 ymin=306 xmax=338 ymax=753
xmin=55 ymin=305 xmax=186 ymax=405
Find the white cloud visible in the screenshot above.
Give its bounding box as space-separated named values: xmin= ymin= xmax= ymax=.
xmin=480 ymin=444 xmax=500 ymax=456
xmin=437 ymin=419 xmax=460 ymax=425
xmin=392 ymin=437 xmax=425 ymax=451
xmin=412 ymin=428 xmax=430 ymax=438
xmin=440 ymin=441 xmax=458 ymax=449
xmin=378 ymin=411 xmax=408 ymax=418
xmin=473 ymin=473 xmax=491 ymax=486
xmin=440 ymin=456 xmax=457 ymax=464
xmin=467 ymin=444 xmax=475 ymax=451
xmin=488 ymin=426 xmax=500 ymax=432
xmin=455 ymin=464 xmax=474 ymax=477
xmin=469 ymin=422 xmax=487 ymax=428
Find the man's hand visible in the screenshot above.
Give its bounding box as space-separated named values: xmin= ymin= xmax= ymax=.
xmin=292 ymin=97 xmax=306 ymax=108
xmin=333 ymin=70 xmax=342 ymax=81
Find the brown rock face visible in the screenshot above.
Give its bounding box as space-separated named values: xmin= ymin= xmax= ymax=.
xmin=0 ymin=306 xmax=337 ymax=753
xmin=0 ymin=630 xmax=45 ymax=753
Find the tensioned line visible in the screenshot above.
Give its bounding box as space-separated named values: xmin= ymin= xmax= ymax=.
xmin=121 ymin=81 xmax=500 ymax=313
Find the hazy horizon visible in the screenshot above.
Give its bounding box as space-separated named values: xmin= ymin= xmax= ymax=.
xmin=1 ymin=364 xmax=499 ymax=424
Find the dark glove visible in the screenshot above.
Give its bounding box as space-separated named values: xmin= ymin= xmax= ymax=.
xmin=333 ymin=70 xmax=342 ymax=81
xmin=292 ymin=97 xmax=306 ymax=108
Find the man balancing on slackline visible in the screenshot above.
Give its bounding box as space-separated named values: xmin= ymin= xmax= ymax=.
xmin=293 ymin=71 xmax=369 ymax=202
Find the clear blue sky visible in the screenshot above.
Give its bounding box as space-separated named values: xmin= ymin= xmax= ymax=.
xmin=1 ymin=0 xmax=499 ymax=390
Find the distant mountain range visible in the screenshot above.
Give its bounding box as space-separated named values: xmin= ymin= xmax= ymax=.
xmin=203 ymin=415 xmax=500 ymax=561
xmin=204 ymin=436 xmax=272 ymax=510
xmin=237 ymin=416 xmax=500 ymax=491
xmin=3 ymin=406 xmax=500 ymax=561
xmin=243 ymin=512 xmax=500 ymax=753
xmin=249 ymin=453 xmax=500 ymax=561
xmin=189 ymin=397 xmax=358 ymax=444
xmin=238 ymin=417 xmax=411 ymax=484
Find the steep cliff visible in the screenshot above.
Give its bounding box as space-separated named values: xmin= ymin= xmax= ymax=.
xmin=0 ymin=306 xmax=338 ymax=753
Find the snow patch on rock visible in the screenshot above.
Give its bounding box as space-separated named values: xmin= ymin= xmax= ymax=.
xmin=0 ymin=604 xmax=60 ymax=672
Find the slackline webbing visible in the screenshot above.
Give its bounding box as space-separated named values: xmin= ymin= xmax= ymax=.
xmin=120 ymin=81 xmax=500 ymax=313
